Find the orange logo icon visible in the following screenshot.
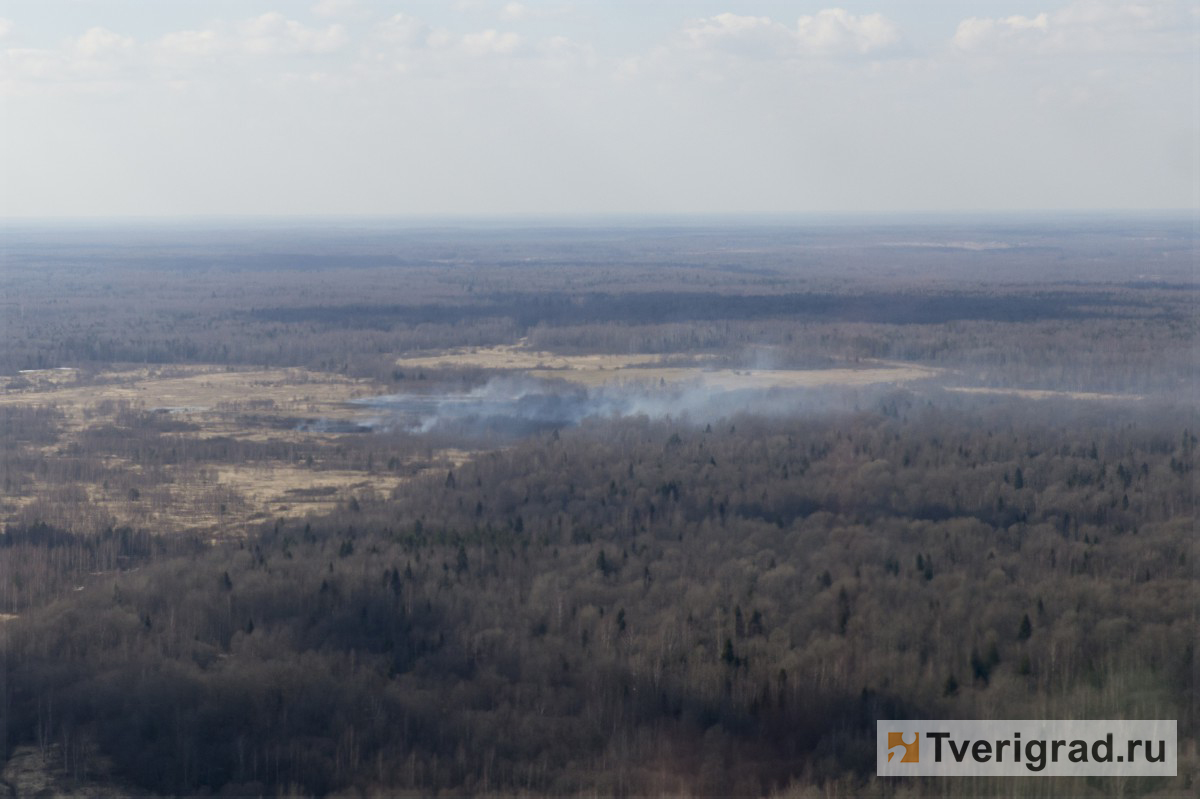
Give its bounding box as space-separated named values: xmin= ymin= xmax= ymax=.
xmin=887 ymin=732 xmax=919 ymax=763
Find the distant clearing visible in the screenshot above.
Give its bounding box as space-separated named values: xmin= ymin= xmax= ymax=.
xmin=0 ymin=365 xmax=458 ymax=537
xmin=0 ymin=366 xmax=374 ymax=429
xmin=945 ymin=387 xmax=1144 ymax=402
xmin=529 ymin=363 xmax=941 ymax=389
xmin=399 ymin=345 xmax=941 ymax=389
xmin=395 ymin=345 xmax=668 ymax=372
xmin=4 ymin=457 xmax=442 ymax=539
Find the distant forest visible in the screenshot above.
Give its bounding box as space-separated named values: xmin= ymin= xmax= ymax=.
xmin=3 ymin=220 xmax=1194 ymax=394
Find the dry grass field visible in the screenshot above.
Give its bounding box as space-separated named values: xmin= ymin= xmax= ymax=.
xmin=1 ymin=366 xmax=376 ymax=429
xmin=945 ymin=386 xmax=1144 ymax=402
xmin=529 ymin=362 xmax=941 ymax=389
xmin=7 ymin=464 xmax=415 ymax=539
xmin=399 ymin=344 xmax=942 ymax=389
xmin=394 ymin=343 xmax=670 ymax=372
xmin=0 ymin=365 xmax=453 ymax=538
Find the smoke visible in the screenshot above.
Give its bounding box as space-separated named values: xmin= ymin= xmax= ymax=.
xmin=351 ymin=374 xmax=871 ymax=438
xmin=295 ymin=418 xmax=374 ymax=434
xmin=354 ymin=377 xmax=590 ymax=436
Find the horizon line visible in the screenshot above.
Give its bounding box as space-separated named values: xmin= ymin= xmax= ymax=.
xmin=4 ymin=208 xmax=1197 ymax=229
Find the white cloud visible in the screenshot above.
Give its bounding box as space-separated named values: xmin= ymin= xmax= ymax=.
xmin=3 ymin=4 xmax=1193 ymax=214
xmin=681 ymin=13 xmax=794 ymax=55
xmin=363 ymin=13 xmax=528 ymax=75
xmin=953 ymin=1 xmax=1195 ymax=55
xmin=0 ymin=18 xmax=13 ymax=39
xmin=500 ymin=3 xmax=528 ymax=21
xmin=531 ymin=34 xmax=597 ymax=79
xmin=155 ymin=28 xmax=224 ymax=58
xmin=237 ymin=13 xmax=348 ymax=55
xmin=539 ymin=35 xmax=594 ymax=62
xmin=1 ymin=28 xmax=136 ymax=91
xmin=795 ymin=9 xmax=899 ymax=54
xmin=426 ymin=27 xmax=455 ymax=50
xmin=459 ymin=29 xmax=522 ymax=57
xmin=679 ymin=8 xmax=899 ymax=58
xmin=1 ymin=12 xmax=361 ymax=96
xmin=375 ymin=13 xmax=428 ymax=47
xmin=151 ymin=14 xmax=349 ymax=64
xmin=3 ymin=48 xmax=65 ymax=82
xmin=953 ymin=14 xmax=1047 ymax=51
xmin=312 ymin=0 xmax=358 ymax=18
xmin=74 ymin=27 xmax=134 ymax=57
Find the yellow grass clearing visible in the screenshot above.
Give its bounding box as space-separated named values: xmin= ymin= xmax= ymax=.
xmin=7 ymin=458 xmax=447 ymax=538
xmin=191 ymin=464 xmax=411 ymax=529
xmin=0 ymin=366 xmax=375 ymax=429
xmin=946 ymin=387 xmax=1143 ymax=402
xmin=0 ymin=365 xmax=473 ymax=537
xmin=396 ymin=344 xmax=667 ymax=372
xmin=528 ymin=364 xmax=941 ymax=389
xmin=400 ymin=344 xmax=940 ymax=390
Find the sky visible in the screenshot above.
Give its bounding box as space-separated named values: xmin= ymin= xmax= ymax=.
xmin=0 ymin=1 xmax=1196 ymax=217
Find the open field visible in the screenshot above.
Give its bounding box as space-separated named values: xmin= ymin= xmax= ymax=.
xmin=1 ymin=366 xmax=377 ymax=429
xmin=945 ymin=386 xmax=1145 ymax=402
xmin=529 ymin=362 xmax=941 ymax=389
xmin=4 ymin=461 xmax=418 ymax=539
xmin=398 ymin=342 xmax=943 ymax=388
xmin=394 ymin=343 xmax=670 ymax=372
xmin=0 ymin=365 xmax=460 ymax=537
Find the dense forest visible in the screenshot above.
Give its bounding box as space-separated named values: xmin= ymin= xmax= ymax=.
xmin=3 ymin=220 xmax=1194 ymax=395
xmin=0 ymin=220 xmax=1196 ymax=796
xmin=3 ymin=401 xmax=1195 ymax=796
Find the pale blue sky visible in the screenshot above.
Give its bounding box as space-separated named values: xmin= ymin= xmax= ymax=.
xmin=1 ymin=1 xmax=1196 ymax=216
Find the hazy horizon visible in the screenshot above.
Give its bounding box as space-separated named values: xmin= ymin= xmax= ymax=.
xmin=2 ymin=1 xmax=1196 ymax=217
xmin=4 ymin=208 xmax=1196 ymax=227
